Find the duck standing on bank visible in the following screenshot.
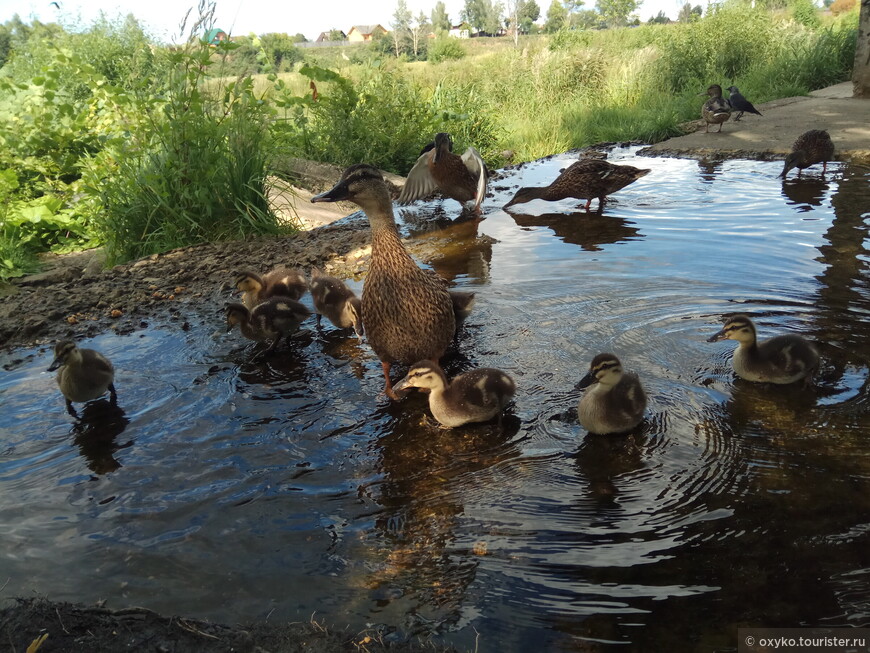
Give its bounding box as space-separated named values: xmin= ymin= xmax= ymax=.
xmin=726 ymin=86 xmax=762 ymax=121
xmin=707 ymin=314 xmax=819 ymax=385
xmin=235 ymin=267 xmax=308 ymax=310
xmin=399 ymin=132 xmax=488 ymax=213
xmin=504 ymin=158 xmax=651 ymax=212
xmin=312 ymin=164 xmax=456 ymax=399
xmin=780 ymin=129 xmax=835 ymax=179
xmin=699 ymin=84 xmax=732 ymax=133
xmin=577 ymin=353 xmax=647 ymax=435
xmin=308 ymin=268 xmax=364 ymax=339
xmin=48 ymin=340 xmax=117 ymax=417
xmin=394 ymin=360 xmax=516 ymax=427
xmin=226 ymin=297 xmax=311 ymax=354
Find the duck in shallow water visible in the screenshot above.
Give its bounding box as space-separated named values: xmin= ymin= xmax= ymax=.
xmin=308 ymin=268 xmax=363 ymax=339
xmin=577 ymin=353 xmax=646 ymax=434
xmin=780 ymin=129 xmax=835 ymax=179
xmin=48 ymin=340 xmax=117 ymax=417
xmin=312 ymin=164 xmax=456 ymax=399
xmin=235 ymin=267 xmax=307 ymax=309
xmin=226 ymin=297 xmax=311 ymax=353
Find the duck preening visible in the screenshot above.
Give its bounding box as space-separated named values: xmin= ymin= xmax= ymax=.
xmin=577 ymin=353 xmax=646 ymax=435
xmin=700 ymin=84 xmax=732 ymax=133
xmin=312 ymin=164 xmax=456 ymax=399
xmin=780 ymin=129 xmax=835 ymax=179
xmin=726 ymin=86 xmax=762 ymax=121
xmin=48 ymin=340 xmax=117 ymax=416
xmin=399 ymin=132 xmax=488 ymax=212
xmin=235 ymin=267 xmax=308 ymax=310
xmin=707 ymin=314 xmax=819 ymax=385
xmin=394 ymin=360 xmax=516 ymax=427
xmin=309 ymin=268 xmax=363 ymax=338
xmin=226 ymin=297 xmax=311 ymax=353
xmin=504 ymin=158 xmax=650 ymax=212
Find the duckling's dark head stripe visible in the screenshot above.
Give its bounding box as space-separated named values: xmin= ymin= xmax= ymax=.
xmin=590 ymin=353 xmax=621 ymax=373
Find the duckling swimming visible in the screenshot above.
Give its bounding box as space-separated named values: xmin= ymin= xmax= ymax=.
xmin=577 ymin=353 xmax=646 ymax=435
xmin=226 ymin=297 xmax=311 ymax=353
xmin=699 ymin=84 xmax=732 ymax=133
xmin=399 ymin=132 xmax=488 ymax=212
xmin=236 ymin=267 xmax=307 ymax=310
xmin=707 ymin=314 xmax=819 ymax=385
xmin=394 ymin=360 xmax=516 ymax=428
xmin=48 ymin=340 xmax=117 ymax=416
xmin=309 ymin=268 xmax=363 ymax=338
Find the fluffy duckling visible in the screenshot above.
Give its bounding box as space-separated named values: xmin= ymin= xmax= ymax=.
xmin=394 ymin=360 xmax=516 ymax=428
xmin=699 ymin=84 xmax=732 ymax=133
xmin=226 ymin=297 xmax=311 ymax=353
xmin=399 ymin=132 xmax=488 ymax=212
xmin=312 ymin=164 xmax=455 ymax=399
xmin=726 ymin=85 xmax=762 ymax=121
xmin=309 ymin=268 xmax=363 ymax=338
xmin=780 ymin=129 xmax=835 ymax=179
xmin=504 ymin=158 xmax=651 ymax=212
xmin=236 ymin=267 xmax=308 ymax=310
xmin=707 ymin=314 xmax=819 ymax=385
xmin=48 ymin=340 xmax=117 ymax=416
xmin=577 ymin=353 xmax=646 ymax=435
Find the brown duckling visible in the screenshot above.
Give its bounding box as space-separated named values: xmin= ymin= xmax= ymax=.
xmin=577 ymin=353 xmax=646 ymax=435
xmin=235 ymin=267 xmax=308 ymax=310
xmin=309 ymin=268 xmax=363 ymax=338
xmin=699 ymin=84 xmax=732 ymax=133
xmin=226 ymin=297 xmax=311 ymax=353
xmin=312 ymin=164 xmax=455 ymax=399
xmin=450 ymin=290 xmax=476 ymax=322
xmin=780 ymin=129 xmax=835 ymax=179
xmin=504 ymin=158 xmax=651 ymax=212
xmin=707 ymin=314 xmax=819 ymax=385
xmin=399 ymin=132 xmax=487 ymax=212
xmin=48 ymin=340 xmax=117 ymax=416
xmin=394 ymin=360 xmax=516 ymax=427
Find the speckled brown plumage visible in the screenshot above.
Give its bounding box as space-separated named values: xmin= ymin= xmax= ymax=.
xmin=700 ymin=84 xmax=732 ymax=133
xmin=780 ymin=129 xmax=835 ymax=179
xmin=504 ymin=158 xmax=651 ymax=212
xmin=577 ymin=353 xmax=646 ymax=434
xmin=226 ymin=297 xmax=311 ymax=353
xmin=399 ymin=132 xmax=487 ymax=211
xmin=312 ymin=164 xmax=455 ymax=399
xmin=235 ymin=267 xmax=307 ymax=310
xmin=309 ymin=268 xmax=363 ymax=338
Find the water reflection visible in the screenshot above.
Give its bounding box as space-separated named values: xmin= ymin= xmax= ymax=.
xmin=509 ymin=211 xmax=643 ymax=251
xmin=781 ymin=177 xmax=830 ymax=210
xmin=70 ymin=400 xmax=132 ymax=474
xmin=696 ymin=158 xmax=723 ymax=182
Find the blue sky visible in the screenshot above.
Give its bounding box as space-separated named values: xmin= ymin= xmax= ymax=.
xmin=1 ymin=0 xmax=687 ymax=42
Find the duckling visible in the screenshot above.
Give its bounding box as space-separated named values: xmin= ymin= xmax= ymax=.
xmin=399 ymin=132 xmax=487 ymax=212
xmin=235 ymin=266 xmax=308 ymax=310
xmin=312 ymin=165 xmax=455 ymax=399
xmin=47 ymin=340 xmax=117 ymax=417
xmin=577 ymin=353 xmax=646 ymax=435
xmin=309 ymin=268 xmax=363 ymax=338
xmin=780 ymin=129 xmax=835 ymax=179
xmin=504 ymin=158 xmax=651 ymax=212
xmin=707 ymin=314 xmax=819 ymax=385
xmin=699 ymin=84 xmax=732 ymax=133
xmin=394 ymin=360 xmax=516 ymax=428
xmin=450 ymin=290 xmax=476 ymax=322
xmin=726 ymin=85 xmax=762 ymax=121
xmin=226 ymin=297 xmax=311 ymax=353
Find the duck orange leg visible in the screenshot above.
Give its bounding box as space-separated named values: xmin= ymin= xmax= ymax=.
xmin=382 ymin=360 xmax=401 ymax=400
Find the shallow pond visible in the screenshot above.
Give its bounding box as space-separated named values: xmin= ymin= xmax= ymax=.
xmin=2 ymin=147 xmax=869 ymax=651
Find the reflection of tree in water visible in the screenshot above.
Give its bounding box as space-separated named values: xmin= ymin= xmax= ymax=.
xmin=509 ymin=211 xmax=643 ymax=252
xmin=781 ymin=176 xmax=830 ymax=210
xmin=364 ymin=407 xmax=521 ymax=630
xmin=70 ymin=400 xmax=132 ymax=474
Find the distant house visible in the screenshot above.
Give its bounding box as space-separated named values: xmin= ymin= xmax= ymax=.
xmin=347 ymin=24 xmax=387 ymax=42
xmin=448 ymin=23 xmax=471 ymax=38
xmin=316 ymin=30 xmax=346 ymax=42
xmin=204 ymin=28 xmax=228 ymax=45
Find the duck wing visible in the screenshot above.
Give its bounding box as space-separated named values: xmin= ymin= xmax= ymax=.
xmin=398 ymin=151 xmax=439 ymax=204
xmin=461 ymin=146 xmax=488 ymax=209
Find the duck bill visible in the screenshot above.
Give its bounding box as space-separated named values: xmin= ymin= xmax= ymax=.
xmin=311 ymin=184 xmax=346 ymax=203
xmin=575 ymin=371 xmax=596 ymax=390
xmin=393 ymin=377 xmax=412 ymax=393
xmin=707 ymin=329 xmax=727 ymax=342
xmin=47 ymin=357 xmax=63 ymax=372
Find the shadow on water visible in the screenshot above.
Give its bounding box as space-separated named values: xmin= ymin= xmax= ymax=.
xmin=1 ymin=148 xmax=870 ymax=651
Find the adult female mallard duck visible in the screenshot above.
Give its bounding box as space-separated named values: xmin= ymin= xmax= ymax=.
xmin=48 ymin=340 xmax=117 ymax=416
xmin=726 ymin=85 xmax=762 ymax=121
xmin=309 ymin=267 xmax=363 ymax=338
xmin=235 ymin=267 xmax=307 ymax=310
xmin=577 ymin=353 xmax=646 ymax=434
xmin=312 ymin=164 xmax=456 ymax=399
xmin=503 ymin=158 xmax=651 ymax=212
xmin=699 ymin=84 xmax=732 ymax=133
xmin=780 ymin=129 xmax=835 ymax=179
xmin=707 ymin=314 xmax=819 ymax=385
xmin=226 ymin=297 xmax=311 ymax=353
xmin=398 ymin=132 xmax=487 ymax=212
xmin=394 ymin=360 xmax=516 ymax=427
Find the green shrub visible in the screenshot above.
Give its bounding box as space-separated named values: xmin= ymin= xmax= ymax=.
xmin=428 ymin=36 xmax=466 ymax=63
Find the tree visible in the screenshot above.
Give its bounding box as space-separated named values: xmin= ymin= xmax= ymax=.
xmin=677 ymin=3 xmax=702 ymax=21
xmin=409 ymin=11 xmax=429 ymax=57
xmin=391 ymin=0 xmax=412 ymax=56
xmin=328 ymin=28 xmax=346 ymax=40
xmin=291 ymin=33 xmax=307 ymax=43
xmin=508 ymin=0 xmax=540 ymax=39
xmin=431 ymin=1 xmax=451 ymax=31
xmin=596 ymin=0 xmax=640 ymax=26
xmin=260 ymin=33 xmax=303 ymax=71
xmin=648 ymin=10 xmax=670 ymax=23
xmin=462 ymin=0 xmax=504 ymax=34
xmin=544 ymin=0 xmax=568 ymax=31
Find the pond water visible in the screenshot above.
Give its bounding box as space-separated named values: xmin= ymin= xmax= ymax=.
xmin=2 ymin=147 xmax=869 ymax=651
